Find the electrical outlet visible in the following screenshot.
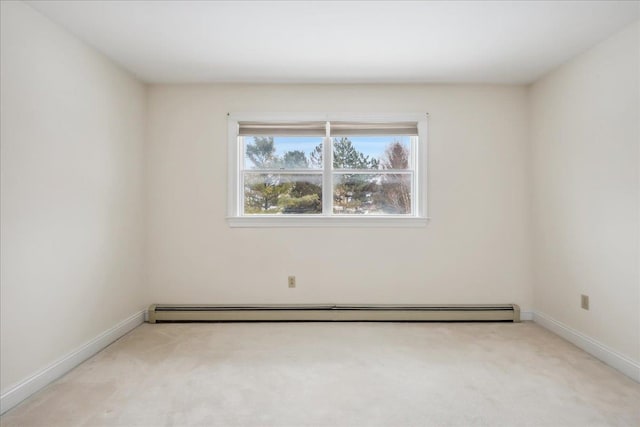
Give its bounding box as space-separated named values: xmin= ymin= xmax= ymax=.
xmin=288 ymin=276 xmax=296 ymax=288
xmin=581 ymin=294 xmax=589 ymax=310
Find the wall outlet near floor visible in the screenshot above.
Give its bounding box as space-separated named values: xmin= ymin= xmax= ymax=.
xmin=288 ymin=276 xmax=296 ymax=288
xmin=581 ymin=294 xmax=589 ymax=310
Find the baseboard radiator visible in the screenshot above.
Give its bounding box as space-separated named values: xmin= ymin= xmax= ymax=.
xmin=148 ymin=304 xmax=520 ymax=323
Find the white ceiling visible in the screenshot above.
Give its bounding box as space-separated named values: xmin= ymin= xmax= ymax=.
xmin=27 ymin=0 xmax=639 ymax=84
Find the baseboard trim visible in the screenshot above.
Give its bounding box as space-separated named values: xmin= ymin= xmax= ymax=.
xmin=533 ymin=311 xmax=640 ymax=382
xmin=0 ymin=309 xmax=145 ymax=414
xmin=520 ymin=311 xmax=534 ymax=321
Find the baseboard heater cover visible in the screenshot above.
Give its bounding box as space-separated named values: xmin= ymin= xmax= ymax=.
xmin=148 ymin=304 xmax=521 ymax=323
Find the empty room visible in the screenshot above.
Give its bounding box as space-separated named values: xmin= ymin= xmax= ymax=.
xmin=1 ymin=0 xmax=639 ymax=426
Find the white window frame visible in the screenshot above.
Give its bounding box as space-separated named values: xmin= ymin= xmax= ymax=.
xmin=227 ymin=113 xmax=428 ymax=228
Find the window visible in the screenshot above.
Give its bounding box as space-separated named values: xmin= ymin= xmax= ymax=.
xmin=227 ymin=114 xmax=427 ymax=227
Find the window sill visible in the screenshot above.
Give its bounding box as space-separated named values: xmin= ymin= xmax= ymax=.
xmin=226 ymin=216 xmax=429 ymax=228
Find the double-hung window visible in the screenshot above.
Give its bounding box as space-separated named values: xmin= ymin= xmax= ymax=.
xmin=227 ymin=114 xmax=427 ymax=227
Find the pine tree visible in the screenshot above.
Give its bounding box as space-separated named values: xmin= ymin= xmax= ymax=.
xmin=244 ymin=136 xmax=383 ymax=214
xmin=331 ymin=138 xmax=379 ymax=213
xmin=244 ymin=137 xmax=288 ymax=213
xmin=332 ymin=138 xmax=379 ymax=169
xmin=309 ymin=144 xmax=323 ymax=168
xmin=282 ymin=150 xmax=309 ymax=169
xmin=246 ymin=137 xmax=278 ymax=169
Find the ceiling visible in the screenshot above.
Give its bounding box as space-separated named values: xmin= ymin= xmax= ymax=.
xmin=27 ymin=0 xmax=639 ymax=84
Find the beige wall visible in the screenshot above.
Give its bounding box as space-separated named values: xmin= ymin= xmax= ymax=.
xmin=0 ymin=2 xmax=147 ymax=391
xmin=145 ymin=84 xmax=533 ymax=309
xmin=530 ymin=21 xmax=640 ymax=362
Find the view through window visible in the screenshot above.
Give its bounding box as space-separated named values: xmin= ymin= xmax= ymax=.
xmin=231 ymin=118 xmax=425 ymax=223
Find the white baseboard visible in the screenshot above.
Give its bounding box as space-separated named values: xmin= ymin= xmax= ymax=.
xmin=533 ymin=311 xmax=640 ymax=382
xmin=0 ymin=309 xmax=145 ymax=415
xmin=520 ymin=311 xmax=534 ymax=321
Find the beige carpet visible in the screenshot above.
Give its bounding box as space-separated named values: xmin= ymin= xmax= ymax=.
xmin=1 ymin=322 xmax=639 ymax=427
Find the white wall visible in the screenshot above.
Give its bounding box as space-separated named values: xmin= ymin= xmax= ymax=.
xmin=530 ymin=21 xmax=640 ymax=362
xmin=145 ymin=84 xmax=533 ymax=309
xmin=0 ymin=1 xmax=147 ymax=392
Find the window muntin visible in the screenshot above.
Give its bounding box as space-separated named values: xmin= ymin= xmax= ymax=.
xmin=229 ymin=115 xmax=426 ymax=225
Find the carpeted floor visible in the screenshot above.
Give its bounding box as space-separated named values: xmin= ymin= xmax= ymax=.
xmin=1 ymin=321 xmax=639 ymax=427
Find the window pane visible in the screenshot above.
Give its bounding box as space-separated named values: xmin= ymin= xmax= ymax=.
xmin=332 ymin=136 xmax=411 ymax=170
xmin=244 ymin=173 xmax=322 ymax=214
xmin=333 ymin=173 xmax=412 ymax=215
xmin=243 ymin=136 xmax=324 ymax=170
